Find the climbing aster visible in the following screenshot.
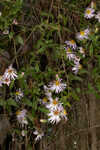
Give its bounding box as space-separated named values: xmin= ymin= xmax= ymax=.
xmin=76 ymin=28 xmax=90 ymax=40
xmin=48 ymin=108 xmax=61 ymax=124
xmin=48 ymin=77 xmax=66 ymax=93
xmin=4 ymin=64 xmax=18 ymax=80
xmin=65 ymin=40 xmax=77 ymax=50
xmin=84 ymin=8 xmax=95 ymax=19
xmin=46 ymin=97 xmax=61 ymax=111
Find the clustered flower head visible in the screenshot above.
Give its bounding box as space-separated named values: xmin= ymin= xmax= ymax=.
xmin=48 ymin=104 xmax=67 ymax=124
xmin=64 ymin=38 xmax=82 ymax=74
xmin=64 ymin=1 xmax=100 ymax=75
xmin=0 ymin=64 xmax=18 ymax=86
xmin=84 ymin=1 xmax=100 ymax=23
xmin=48 ymin=74 xmax=67 ymax=93
xmin=41 ymin=74 xmax=68 ymax=125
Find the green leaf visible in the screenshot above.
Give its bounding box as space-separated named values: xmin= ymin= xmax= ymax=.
xmin=16 ymin=35 xmax=24 ymax=45
xmin=66 ymin=101 xmax=71 ymax=107
xmin=89 ymin=44 xmax=93 ymax=57
xmin=27 ymin=113 xmax=34 ymax=122
xmin=76 ymin=88 xmax=81 ymax=93
xmin=7 ymin=99 xmax=18 ymax=107
xmin=9 ymin=80 xmax=15 ymax=89
xmin=38 ymin=107 xmax=49 ymax=114
xmin=70 ymin=74 xmax=82 ymax=81
xmin=0 ymin=99 xmax=6 ymax=106
xmin=35 ymin=64 xmax=40 ymax=72
xmin=9 ymin=32 xmax=14 ymax=39
xmin=23 ymin=99 xmax=33 ymax=107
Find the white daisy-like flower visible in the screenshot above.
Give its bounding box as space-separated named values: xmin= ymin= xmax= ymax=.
xmin=4 ymin=64 xmax=18 ymax=80
xmin=46 ymin=97 xmax=61 ymax=111
xmin=84 ymin=8 xmax=95 ymax=19
xmin=48 ymin=77 xmax=66 ymax=93
xmin=16 ymin=109 xmax=28 ymax=125
xmin=2 ymin=76 xmax=11 ymax=86
xmin=72 ymin=63 xmax=82 ymax=74
xmin=33 ymin=130 xmax=44 ymax=141
xmin=65 ymin=47 xmax=76 ymax=61
xmin=76 ymin=28 xmax=90 ymax=40
xmin=95 ymin=12 xmax=100 ymax=22
xmin=65 ymin=40 xmax=77 ymax=50
xmin=48 ymin=108 xmax=61 ymax=124
xmin=79 ymin=47 xmax=85 ymax=57
xmin=15 ymin=88 xmax=24 ymax=101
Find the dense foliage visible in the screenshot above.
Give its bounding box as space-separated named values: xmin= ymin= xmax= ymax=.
xmin=0 ymin=0 xmax=100 ymax=149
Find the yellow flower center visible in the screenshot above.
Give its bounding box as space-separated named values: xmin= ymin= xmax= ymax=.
xmin=80 ymin=31 xmax=85 ymax=36
xmin=79 ymin=64 xmax=82 ymax=69
xmin=55 ymin=80 xmax=60 ymax=86
xmin=86 ymin=9 xmax=91 ymax=15
xmin=70 ymin=40 xmax=75 ymax=44
xmin=8 ymin=69 xmax=13 ymax=73
xmin=16 ymin=111 xmax=21 ymax=115
xmin=53 ymin=99 xmax=58 ymax=105
xmin=67 ymin=48 xmax=71 ymax=53
xmin=16 ymin=91 xmax=20 ymax=95
xmin=43 ymin=97 xmax=48 ymax=102
xmin=54 ymin=110 xmax=59 ymax=115
xmin=63 ymin=109 xmax=67 ymax=115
